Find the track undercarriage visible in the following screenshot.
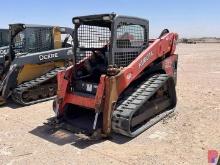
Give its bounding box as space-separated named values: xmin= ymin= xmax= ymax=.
xmin=48 ymin=74 xmax=176 ymax=138
xmin=112 ymin=74 xmax=176 ymax=137
xmin=12 ymin=67 xmax=66 ymax=105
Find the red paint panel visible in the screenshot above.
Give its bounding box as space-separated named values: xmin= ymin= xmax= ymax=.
xmin=116 ymin=33 xmax=177 ymax=94
xmin=95 ymin=75 xmax=106 ymax=111
xmin=64 ymin=93 xmax=96 ymax=109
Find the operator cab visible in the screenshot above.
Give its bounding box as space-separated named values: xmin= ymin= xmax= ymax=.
xmin=9 ymin=24 xmax=73 ymax=59
xmin=72 ymin=14 xmax=149 ymax=95
xmin=73 ymin=14 xmax=112 ymax=81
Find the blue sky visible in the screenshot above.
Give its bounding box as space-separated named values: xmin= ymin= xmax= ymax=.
xmin=0 ymin=0 xmax=219 ymax=38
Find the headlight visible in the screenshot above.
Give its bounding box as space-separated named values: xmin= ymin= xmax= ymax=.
xmin=73 ymin=19 xmax=80 ymax=24
xmin=103 ymin=16 xmax=111 ymax=21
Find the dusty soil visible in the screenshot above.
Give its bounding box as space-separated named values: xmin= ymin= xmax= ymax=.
xmin=0 ymin=44 xmax=220 ymax=165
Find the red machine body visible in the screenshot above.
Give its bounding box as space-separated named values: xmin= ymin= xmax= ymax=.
xmin=52 ymin=14 xmax=178 ymax=137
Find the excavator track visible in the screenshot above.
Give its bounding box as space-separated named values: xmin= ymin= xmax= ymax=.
xmin=112 ymin=74 xmax=177 ymax=137
xmin=12 ymin=67 xmax=66 ymax=105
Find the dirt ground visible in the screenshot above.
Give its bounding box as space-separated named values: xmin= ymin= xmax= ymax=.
xmin=0 ymin=44 xmax=220 ymax=165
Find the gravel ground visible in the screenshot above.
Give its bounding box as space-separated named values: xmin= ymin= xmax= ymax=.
xmin=0 ymin=43 xmax=220 ymax=165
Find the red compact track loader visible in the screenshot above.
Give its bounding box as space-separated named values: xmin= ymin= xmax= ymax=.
xmin=51 ymin=13 xmax=178 ymax=138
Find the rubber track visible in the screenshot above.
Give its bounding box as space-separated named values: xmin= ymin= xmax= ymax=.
xmin=112 ymin=74 xmax=176 ymax=137
xmin=12 ymin=67 xmax=66 ymax=105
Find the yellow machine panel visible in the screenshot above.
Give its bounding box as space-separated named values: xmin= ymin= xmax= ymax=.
xmin=53 ymin=27 xmax=62 ymax=49
xmin=17 ymin=61 xmax=64 ymax=85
